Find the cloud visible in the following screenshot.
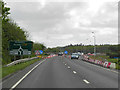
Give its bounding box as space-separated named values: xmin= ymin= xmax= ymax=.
xmin=4 ymin=1 xmax=118 ymax=47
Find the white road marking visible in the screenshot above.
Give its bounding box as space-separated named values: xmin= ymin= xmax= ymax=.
xmin=83 ymin=61 xmax=119 ymax=74
xmin=9 ymin=60 xmax=46 ymax=90
xmin=65 ymin=64 xmax=67 ymax=65
xmin=110 ymin=70 xmax=118 ymax=73
xmin=73 ymin=71 xmax=77 ymax=74
xmin=68 ymin=66 xmax=70 ymax=69
xmin=83 ymin=79 xmax=90 ymax=84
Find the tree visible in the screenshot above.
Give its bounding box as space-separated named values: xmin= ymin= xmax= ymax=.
xmin=1 ymin=1 xmax=28 ymax=64
xmin=2 ymin=1 xmax=10 ymax=22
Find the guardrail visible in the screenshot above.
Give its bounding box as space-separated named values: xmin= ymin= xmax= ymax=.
xmin=4 ymin=54 xmax=58 ymax=67
xmin=4 ymin=57 xmax=39 ymax=67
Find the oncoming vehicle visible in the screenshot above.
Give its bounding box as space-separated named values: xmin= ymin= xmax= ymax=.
xmin=71 ymin=53 xmax=79 ymax=59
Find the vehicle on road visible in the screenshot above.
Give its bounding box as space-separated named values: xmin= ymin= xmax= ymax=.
xmin=58 ymin=52 xmax=63 ymax=56
xmin=77 ymin=52 xmax=82 ymax=56
xmin=71 ymin=53 xmax=79 ymax=59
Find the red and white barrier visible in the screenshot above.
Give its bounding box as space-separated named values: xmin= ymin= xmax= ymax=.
xmin=88 ymin=59 xmax=95 ymax=63
xmin=110 ymin=63 xmax=116 ymax=69
xmin=83 ymin=55 xmax=116 ymax=69
xmin=45 ymin=54 xmax=58 ymax=59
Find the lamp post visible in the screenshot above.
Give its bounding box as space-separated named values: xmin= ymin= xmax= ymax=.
xmin=92 ymin=32 xmax=96 ymax=57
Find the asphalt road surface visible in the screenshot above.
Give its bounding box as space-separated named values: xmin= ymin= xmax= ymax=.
xmin=3 ymin=56 xmax=119 ymax=88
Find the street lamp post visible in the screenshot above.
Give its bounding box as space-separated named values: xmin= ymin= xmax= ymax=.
xmin=92 ymin=32 xmax=96 ymax=57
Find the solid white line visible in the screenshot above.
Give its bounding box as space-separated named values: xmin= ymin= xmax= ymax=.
xmin=111 ymin=70 xmax=118 ymax=73
xmin=68 ymin=66 xmax=70 ymax=69
xmin=73 ymin=71 xmax=77 ymax=74
xmin=83 ymin=79 xmax=90 ymax=84
xmin=9 ymin=60 xmax=46 ymax=90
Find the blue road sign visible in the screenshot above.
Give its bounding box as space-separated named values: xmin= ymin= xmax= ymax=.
xmin=64 ymin=51 xmax=68 ymax=54
xmin=39 ymin=50 xmax=43 ymax=54
xmin=114 ymin=57 xmax=120 ymax=59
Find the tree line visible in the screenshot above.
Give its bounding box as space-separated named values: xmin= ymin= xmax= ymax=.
xmin=46 ymin=44 xmax=119 ymax=58
xmin=1 ymin=1 xmax=46 ymax=65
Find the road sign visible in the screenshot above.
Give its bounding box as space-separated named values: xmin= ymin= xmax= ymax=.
xmin=114 ymin=57 xmax=120 ymax=59
xmin=9 ymin=41 xmax=33 ymax=55
xmin=64 ymin=51 xmax=68 ymax=54
xmin=35 ymin=50 xmax=40 ymax=55
xmin=39 ymin=50 xmax=43 ymax=54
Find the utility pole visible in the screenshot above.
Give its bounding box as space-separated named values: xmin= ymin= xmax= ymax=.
xmin=92 ymin=32 xmax=96 ymax=57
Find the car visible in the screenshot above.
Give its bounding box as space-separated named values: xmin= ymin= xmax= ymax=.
xmin=77 ymin=52 xmax=81 ymax=56
xmin=58 ymin=52 xmax=63 ymax=56
xmin=71 ymin=53 xmax=79 ymax=59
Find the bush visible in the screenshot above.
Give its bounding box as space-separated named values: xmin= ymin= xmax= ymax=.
xmin=106 ymin=53 xmax=118 ymax=58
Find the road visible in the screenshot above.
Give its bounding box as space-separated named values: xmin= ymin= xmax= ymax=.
xmin=3 ymin=56 xmax=119 ymax=88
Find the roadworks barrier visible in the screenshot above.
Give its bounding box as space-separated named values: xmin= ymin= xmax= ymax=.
xmin=83 ymin=55 xmax=116 ymax=69
xmin=43 ymin=54 xmax=58 ymax=59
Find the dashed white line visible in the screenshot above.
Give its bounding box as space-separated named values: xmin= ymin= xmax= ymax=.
xmin=68 ymin=66 xmax=70 ymax=69
xmin=73 ymin=71 xmax=77 ymax=74
xmin=9 ymin=60 xmax=46 ymax=90
xmin=83 ymin=79 xmax=90 ymax=84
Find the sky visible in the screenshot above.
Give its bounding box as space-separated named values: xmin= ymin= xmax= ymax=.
xmin=4 ymin=0 xmax=119 ymax=48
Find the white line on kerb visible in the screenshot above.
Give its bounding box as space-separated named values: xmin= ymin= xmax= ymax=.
xmin=83 ymin=79 xmax=90 ymax=84
xmin=73 ymin=71 xmax=77 ymax=74
xmin=9 ymin=60 xmax=46 ymax=90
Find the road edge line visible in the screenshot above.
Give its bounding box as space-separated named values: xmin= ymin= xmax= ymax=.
xmin=9 ymin=60 xmax=45 ymax=90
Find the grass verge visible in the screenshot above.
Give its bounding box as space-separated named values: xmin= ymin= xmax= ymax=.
xmin=2 ymin=58 xmax=41 ymax=79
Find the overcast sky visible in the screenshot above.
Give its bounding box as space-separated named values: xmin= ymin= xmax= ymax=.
xmin=4 ymin=0 xmax=118 ymax=48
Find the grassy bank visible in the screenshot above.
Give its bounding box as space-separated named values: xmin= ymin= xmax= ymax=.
xmin=89 ymin=55 xmax=109 ymax=61
xmin=2 ymin=58 xmax=41 ymax=79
